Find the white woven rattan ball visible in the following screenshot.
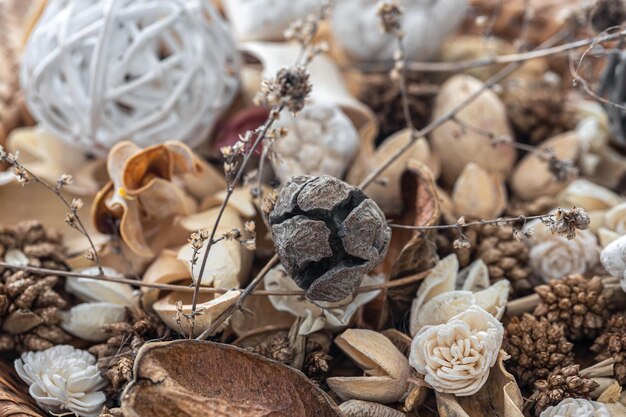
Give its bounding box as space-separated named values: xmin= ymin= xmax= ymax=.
xmin=21 ymin=0 xmax=239 ymax=154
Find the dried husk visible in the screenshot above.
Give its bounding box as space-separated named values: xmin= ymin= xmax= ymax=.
xmin=509 ymin=132 xmax=580 ymax=201
xmin=339 ymin=400 xmax=405 ymax=417
xmin=141 ymin=249 xmax=190 ymax=310
xmin=327 ymin=329 xmax=411 ymax=404
xmin=346 ymin=129 xmax=441 ymax=216
xmin=431 ymin=74 xmax=516 ymax=186
xmin=436 ymin=352 xmax=523 ymax=417
xmin=0 ymin=359 xmax=44 ymax=417
xmin=121 ymin=340 xmax=342 ymax=417
xmin=452 ymin=163 xmax=507 ymax=220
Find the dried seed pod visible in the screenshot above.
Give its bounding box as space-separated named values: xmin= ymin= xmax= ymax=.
xmin=269 ymin=176 xmax=390 ymax=303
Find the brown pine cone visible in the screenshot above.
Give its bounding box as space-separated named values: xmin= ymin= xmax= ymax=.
xmin=533 ymin=275 xmax=609 ymax=341
xmin=89 ymin=305 xmax=168 ymax=396
xmin=304 ymin=340 xmax=332 ymax=384
xmin=503 ymin=313 xmax=575 ymax=388
xmin=502 ymin=79 xmax=577 ymax=145
xmin=357 ymin=72 xmax=436 ymax=141
xmin=100 ymin=407 xmax=124 ymax=417
xmin=248 ymin=331 xmax=295 ymax=364
xmin=525 ymin=365 xmax=599 ymax=417
xmin=591 ymin=313 xmax=626 ymax=385
xmin=0 ymin=221 xmax=71 ymax=353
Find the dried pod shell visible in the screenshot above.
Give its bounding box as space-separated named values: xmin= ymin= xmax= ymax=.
xmin=509 ymin=132 xmax=580 ymax=201
xmin=142 ymin=249 xmax=190 ymax=309
xmin=153 ymin=290 xmax=241 ymax=337
xmin=600 ymin=235 xmax=626 ymax=291
xmin=269 ymin=175 xmax=390 ymax=303
xmin=556 ymin=179 xmax=622 ymax=212
xmin=61 ymin=302 xmax=127 ymax=342
xmin=65 ymin=267 xmax=137 ymax=306
xmin=452 ymin=163 xmax=507 ymax=219
xmin=339 ymin=400 xmax=405 ymax=417
xmin=431 ymin=75 xmax=516 ymax=186
xmin=327 ymin=329 xmax=411 ymax=404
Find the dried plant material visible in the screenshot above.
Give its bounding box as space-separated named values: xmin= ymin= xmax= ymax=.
xmin=431 ymin=75 xmax=516 ymax=186
xmin=502 ymin=78 xmax=577 ymax=145
xmin=264 ymin=265 xmax=383 ymax=335
xmin=452 ymin=163 xmax=507 ymax=220
xmin=121 ymin=340 xmax=342 ymax=417
xmin=15 ymin=345 xmax=106 ymax=417
xmin=6 ymin=126 xmax=104 ymax=195
xmin=525 ymin=218 xmax=600 ymax=282
xmin=410 ymin=306 xmax=504 ymax=396
xmin=327 ymin=329 xmax=411 ymax=404
xmin=331 ymin=0 xmax=467 ymax=62
xmin=539 ymin=398 xmax=610 ymax=417
xmin=598 ymin=202 xmax=626 ymax=248
xmin=178 ymin=207 xmax=253 ymax=288
xmin=92 ymin=141 xmax=214 ymax=258
xmin=503 ymin=314 xmax=575 ymax=388
xmin=0 ymin=358 xmax=44 ymax=417
xmin=435 ymin=351 xmax=523 ymax=417
xmin=153 ymin=289 xmax=241 ymax=337
xmin=510 ymin=132 xmax=580 ymax=201
xmin=61 ymin=302 xmax=127 ymax=342
xmin=339 ymin=400 xmax=404 ymax=417
xmin=65 ymin=267 xmax=137 ymax=306
xmin=556 ymin=180 xmax=622 ymax=212
xmin=269 ymin=175 xmax=390 ymax=303
xmin=271 ymin=103 xmax=359 ymax=184
xmin=591 ymin=313 xmax=626 ymax=385
xmin=410 ymin=255 xmax=508 ymax=335
xmin=141 ymin=249 xmax=190 ymax=309
xmin=223 ymin=0 xmax=318 ymax=41
xmin=600 ymin=235 xmax=626 ymax=292
xmin=596 ymin=379 xmax=621 ymax=403
xmin=200 ymin=187 xmax=258 ymax=218
xmin=533 ymin=275 xmax=609 ymax=341
xmin=526 ymin=365 xmax=600 ymax=416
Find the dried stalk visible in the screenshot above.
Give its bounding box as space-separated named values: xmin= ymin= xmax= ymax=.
xmin=388 ymin=212 xmax=555 ymax=231
xmin=0 ymin=147 xmax=104 ymax=275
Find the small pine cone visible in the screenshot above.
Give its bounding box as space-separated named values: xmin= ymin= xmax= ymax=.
xmin=304 ymin=350 xmax=332 ymax=381
xmin=526 ymin=365 xmax=599 ymax=416
xmin=32 ymin=324 xmax=72 ymax=344
xmin=591 ymin=313 xmax=626 ymax=384
xmin=533 ymin=275 xmax=609 ymax=341
xmin=501 ymin=79 xmax=577 ymax=145
xmin=503 ymin=313 xmax=575 ymax=387
xmin=18 ymin=333 xmax=55 ymax=352
xmin=100 ymin=407 xmax=124 ymax=417
xmin=473 ymin=224 xmax=532 ymax=296
xmin=106 ymin=356 xmax=134 ymax=393
xmin=249 ymin=332 xmax=295 ymax=364
xmin=0 ymin=333 xmax=14 ymax=351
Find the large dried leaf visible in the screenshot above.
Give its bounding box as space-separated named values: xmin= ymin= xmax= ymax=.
xmin=121 ymin=340 xmax=342 ymax=417
xmin=436 ymin=351 xmax=523 ymax=417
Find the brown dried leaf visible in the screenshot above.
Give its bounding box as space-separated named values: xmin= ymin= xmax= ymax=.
xmin=121 ymin=340 xmax=342 ymax=417
xmin=436 ymin=351 xmax=523 ymax=417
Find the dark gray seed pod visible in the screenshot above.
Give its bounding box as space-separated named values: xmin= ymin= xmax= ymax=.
xmin=269 ymin=175 xmax=390 ymax=303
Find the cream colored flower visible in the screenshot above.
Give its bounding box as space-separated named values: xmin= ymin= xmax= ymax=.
xmin=540 ymin=398 xmax=610 ymax=417
xmin=15 ymin=345 xmax=107 ymax=417
xmin=409 ymin=306 xmax=503 ymax=396
xmin=526 ymin=220 xmax=600 ymax=282
xmin=264 ymin=265 xmax=383 ymax=335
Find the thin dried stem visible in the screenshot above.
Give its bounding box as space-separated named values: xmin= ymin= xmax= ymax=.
xmin=388 ymin=213 xmax=553 ymax=231
xmin=0 ymin=147 xmax=104 ymax=275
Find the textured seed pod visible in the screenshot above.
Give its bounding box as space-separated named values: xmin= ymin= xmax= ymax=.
xmin=269 ymin=175 xmax=390 ymax=303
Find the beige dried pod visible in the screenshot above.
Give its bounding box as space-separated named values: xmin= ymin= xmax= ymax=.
xmin=601 ymin=202 xmax=626 ymax=243
xmin=61 ymin=302 xmax=127 ymax=342
xmin=431 ymin=75 xmax=516 ymax=186
xmin=410 ymin=254 xmax=458 ymax=327
xmin=339 ymin=400 xmax=404 ymax=417
xmin=510 ymin=132 xmax=580 ymax=201
xmin=327 ymin=329 xmax=411 ymax=404
xmin=452 ymin=163 xmax=507 ymax=219
xmin=556 ymin=179 xmax=622 ymax=212
xmin=201 ymin=187 xmax=257 ymax=218
xmin=600 ymin=235 xmax=626 ymax=293
xmin=153 ymin=289 xmax=241 ymax=337
xmin=142 ymin=249 xmax=190 ymax=309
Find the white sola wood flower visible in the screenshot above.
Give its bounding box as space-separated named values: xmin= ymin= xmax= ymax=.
xmin=15 ymin=345 xmax=107 ymax=417
xmin=409 ymin=305 xmax=503 ymax=396
xmin=540 ymin=398 xmax=610 ymax=417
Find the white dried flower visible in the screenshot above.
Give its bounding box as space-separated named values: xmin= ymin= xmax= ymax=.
xmin=525 ymin=219 xmax=600 ymax=282
xmin=600 ymin=234 xmax=626 ymax=294
xmin=540 ymin=398 xmax=610 ymax=417
xmin=409 ymin=305 xmax=503 ymax=396
xmin=15 ymin=345 xmax=106 ymax=417
xmin=264 ymin=265 xmax=383 ymax=335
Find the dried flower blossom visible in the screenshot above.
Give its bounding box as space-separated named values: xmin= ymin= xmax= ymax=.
xmin=540 ymin=398 xmax=610 ymax=417
xmin=409 ymin=305 xmax=503 ymax=396
xmin=15 ymin=345 xmax=107 ymax=417
xmin=376 ymin=1 xmax=403 ymax=35
xmin=258 ymin=66 xmax=312 ymax=113
xmin=546 ymin=207 xmax=590 ymax=240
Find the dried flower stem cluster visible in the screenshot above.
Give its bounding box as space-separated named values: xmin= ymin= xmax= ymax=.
xmin=0 ymin=146 xmax=103 ymax=274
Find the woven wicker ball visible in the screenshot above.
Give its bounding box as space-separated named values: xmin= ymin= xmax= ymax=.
xmin=21 ymin=0 xmax=240 ymax=155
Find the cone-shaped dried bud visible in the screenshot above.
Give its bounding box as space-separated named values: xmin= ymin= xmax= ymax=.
xmin=533 ymin=275 xmax=608 ymax=341
xmin=591 ymin=313 xmax=626 ymax=385
xmin=503 ymin=313 xmax=575 ymax=387
xmin=527 ymin=365 xmax=599 ymax=416
xmin=270 ymin=176 xmax=390 ymax=303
